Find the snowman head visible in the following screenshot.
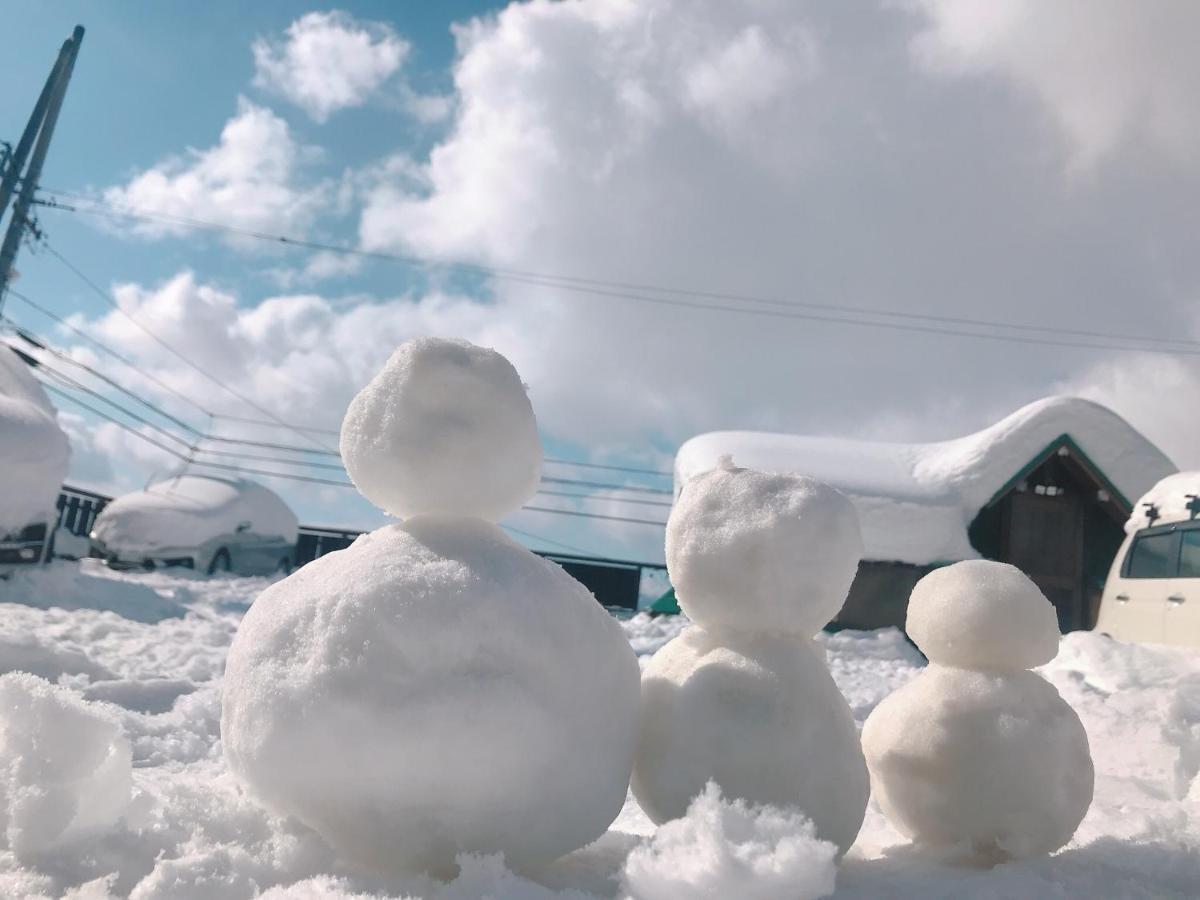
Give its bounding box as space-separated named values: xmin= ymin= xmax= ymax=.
xmin=666 ymin=462 xmax=863 ymax=636
xmin=906 ymin=560 xmax=1060 ymax=670
xmin=340 ymin=338 xmax=542 ymax=521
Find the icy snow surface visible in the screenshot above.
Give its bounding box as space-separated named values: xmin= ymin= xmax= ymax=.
xmin=0 ymin=345 xmax=70 ymax=536
xmin=0 ymin=562 xmax=1194 ymax=897
xmin=339 ymin=338 xmax=542 ymax=522
xmin=91 ymin=476 xmax=299 ymax=558
xmin=676 ymin=397 xmax=1177 ymax=565
xmin=1126 ymin=470 xmax=1200 ymax=533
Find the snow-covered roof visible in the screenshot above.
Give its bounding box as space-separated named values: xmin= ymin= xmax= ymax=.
xmin=676 ymin=397 xmax=1177 ymax=566
xmin=1126 ymin=471 xmax=1200 ymax=534
xmin=0 ymin=346 xmax=70 ymax=534
xmin=92 ymin=475 xmax=299 ymax=555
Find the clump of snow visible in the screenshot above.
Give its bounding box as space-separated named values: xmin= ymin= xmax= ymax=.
xmin=339 ymin=338 xmax=542 ymax=521
xmin=632 ymin=626 xmax=869 ymax=855
xmin=0 ymin=673 xmax=132 ymax=859
xmin=222 ymin=516 xmax=640 ymax=876
xmin=863 ymin=561 xmax=1093 ymax=861
xmin=665 ymin=459 xmax=863 ymax=635
xmin=0 ymin=345 xmax=70 ymax=536
xmin=1126 ymin=470 xmax=1200 ymax=533
xmin=91 ymin=475 xmax=298 ymax=558
xmin=906 ymin=560 xmax=1060 ymax=670
xmin=677 ymin=396 xmax=1176 ymax=565
xmin=621 ymin=782 xmax=837 ymax=900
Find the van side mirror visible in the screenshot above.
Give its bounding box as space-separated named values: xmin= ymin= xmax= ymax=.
xmin=236 ymin=521 xmax=251 ymax=533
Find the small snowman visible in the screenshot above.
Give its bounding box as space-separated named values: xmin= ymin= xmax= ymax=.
xmin=221 ymin=338 xmax=641 ymax=877
xmin=861 ymin=559 xmax=1093 ymax=861
xmin=631 ymin=457 xmax=870 ymax=855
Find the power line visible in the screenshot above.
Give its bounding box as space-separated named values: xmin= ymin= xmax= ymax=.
xmin=544 ymin=457 xmax=672 ymax=478
xmin=535 ymin=489 xmax=673 ymax=509
xmin=500 ymin=524 xmax=591 ymax=555
xmin=522 ymin=505 xmax=667 ymax=527
xmin=34 ymin=189 xmax=1200 ymax=357
xmin=541 ymin=475 xmax=672 ymax=496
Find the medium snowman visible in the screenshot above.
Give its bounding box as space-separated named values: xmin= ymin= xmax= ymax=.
xmin=861 ymin=559 xmax=1093 ymax=861
xmin=631 ymin=457 xmax=870 ymax=855
xmin=221 ymin=338 xmax=641 ymax=877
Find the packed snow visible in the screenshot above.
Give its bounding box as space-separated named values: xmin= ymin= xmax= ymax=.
xmin=864 ymin=561 xmax=1093 ymax=861
xmin=339 ymin=338 xmax=542 ymax=522
xmin=224 ymin=338 xmax=640 ymax=878
xmin=0 ymin=345 xmax=70 ymax=537
xmin=636 ymin=460 xmax=869 ymax=856
xmin=1126 ymin=470 xmax=1200 ymax=533
xmin=676 ymin=396 xmax=1177 ymax=565
xmin=91 ymin=476 xmax=299 ymax=558
xmin=0 ymin=561 xmax=1196 ymax=896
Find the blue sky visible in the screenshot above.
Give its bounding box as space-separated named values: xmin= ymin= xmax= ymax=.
xmin=4 ymin=2 xmax=1200 ymax=564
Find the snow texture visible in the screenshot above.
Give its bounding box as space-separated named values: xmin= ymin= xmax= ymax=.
xmin=906 ymin=560 xmax=1061 ymax=670
xmin=632 ymin=626 xmax=869 ymax=855
xmin=863 ymin=561 xmax=1093 ymax=860
xmin=91 ymin=475 xmax=299 ymax=557
xmin=339 ymin=338 xmax=542 ymax=521
xmin=1126 ymin=470 xmax=1200 ymax=533
xmin=222 ymin=516 xmax=641 ymax=876
xmin=676 ymin=396 xmax=1177 ymax=565
xmin=0 ymin=345 xmax=70 ymax=536
xmin=622 ymin=782 xmax=837 ymax=900
xmin=665 ymin=458 xmax=864 ymax=636
xmin=0 ymin=673 xmax=132 ymax=859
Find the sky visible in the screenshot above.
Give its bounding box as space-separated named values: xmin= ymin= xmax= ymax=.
xmin=3 ymin=0 xmax=1199 ymax=563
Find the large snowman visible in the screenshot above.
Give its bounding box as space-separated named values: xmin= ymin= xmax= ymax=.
xmin=861 ymin=560 xmax=1093 ymax=861
xmin=221 ymin=338 xmax=641 ymax=876
xmin=631 ymin=457 xmax=870 ymax=855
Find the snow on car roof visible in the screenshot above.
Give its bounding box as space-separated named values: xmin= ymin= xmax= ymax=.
xmin=0 ymin=345 xmax=70 ymax=534
xmin=1127 ymin=471 xmax=1200 ymax=534
xmin=92 ymin=474 xmax=299 ymax=555
xmin=676 ymin=397 xmax=1176 ymax=566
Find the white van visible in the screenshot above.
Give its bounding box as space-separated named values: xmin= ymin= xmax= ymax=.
xmin=1096 ymin=518 xmax=1200 ymax=647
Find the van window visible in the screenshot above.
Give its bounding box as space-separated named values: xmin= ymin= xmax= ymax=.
xmin=1127 ymin=531 xmax=1178 ymax=578
xmin=1181 ymin=530 xmax=1200 ymax=579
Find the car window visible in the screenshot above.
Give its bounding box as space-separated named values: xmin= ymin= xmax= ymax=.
xmin=1126 ymin=531 xmax=1179 ymax=579
xmin=1181 ymin=529 xmax=1200 ymax=579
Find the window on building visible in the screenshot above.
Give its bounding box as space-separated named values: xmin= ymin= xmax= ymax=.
xmin=1127 ymin=531 xmax=1179 ymax=579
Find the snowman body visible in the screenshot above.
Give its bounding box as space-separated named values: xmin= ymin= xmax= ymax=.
xmin=221 ymin=339 xmax=641 ymax=876
xmin=631 ymin=460 xmax=870 ymax=855
xmin=861 ymin=560 xmax=1093 ymax=860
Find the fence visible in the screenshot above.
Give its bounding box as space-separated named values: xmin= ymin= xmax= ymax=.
xmin=52 ymin=487 xmax=664 ymax=611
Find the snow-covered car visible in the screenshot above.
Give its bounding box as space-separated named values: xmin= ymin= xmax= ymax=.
xmin=0 ymin=345 xmax=70 ymax=571
xmin=1096 ymin=471 xmax=1200 ymax=648
xmin=90 ymin=475 xmax=299 ymax=575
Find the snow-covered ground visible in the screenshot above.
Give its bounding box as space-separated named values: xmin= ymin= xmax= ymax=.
xmin=0 ymin=561 xmax=1197 ymax=898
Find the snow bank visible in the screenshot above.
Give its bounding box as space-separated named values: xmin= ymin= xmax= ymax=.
xmin=622 ymin=782 xmax=837 ymax=900
xmin=677 ymin=396 xmax=1176 ymax=565
xmin=1126 ymin=470 xmax=1200 ymax=533
xmin=339 ymin=338 xmax=542 ymax=521
xmin=0 ymin=345 xmax=70 ymax=536
xmin=0 ymin=673 xmax=132 ymax=859
xmin=222 ymin=517 xmax=640 ymax=876
xmin=92 ymin=475 xmax=298 ymax=557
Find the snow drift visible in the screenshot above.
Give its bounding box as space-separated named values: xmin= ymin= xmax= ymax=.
xmin=0 ymin=345 xmax=70 ymax=536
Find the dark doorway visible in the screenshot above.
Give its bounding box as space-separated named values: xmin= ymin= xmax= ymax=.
xmin=967 ymin=442 xmax=1128 ymax=632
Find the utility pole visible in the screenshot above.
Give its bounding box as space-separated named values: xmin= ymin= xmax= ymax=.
xmin=0 ymin=25 xmax=84 ymax=314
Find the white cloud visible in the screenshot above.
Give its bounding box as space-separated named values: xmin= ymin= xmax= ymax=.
xmin=911 ymin=0 xmax=1200 ymax=170
xmin=103 ymin=98 xmax=331 ymax=241
xmin=252 ymin=11 xmax=410 ymax=123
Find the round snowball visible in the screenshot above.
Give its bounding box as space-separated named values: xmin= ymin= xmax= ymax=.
xmin=667 ymin=462 xmax=863 ymax=635
xmin=862 ymin=665 xmax=1093 ymax=860
xmin=631 ymin=625 xmax=869 ymax=856
xmin=340 ymin=338 xmax=542 ymax=521
xmin=907 ymin=560 xmax=1060 ymax=670
xmin=221 ymin=517 xmax=640 ymax=876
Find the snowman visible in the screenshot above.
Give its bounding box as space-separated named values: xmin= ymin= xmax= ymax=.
xmin=861 ymin=559 xmax=1093 ymax=861
xmin=221 ymin=338 xmax=641 ymax=877
xmin=631 ymin=457 xmax=870 ymax=855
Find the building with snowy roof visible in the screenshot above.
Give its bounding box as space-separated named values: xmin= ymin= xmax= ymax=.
xmin=669 ymin=397 xmax=1177 ymax=633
